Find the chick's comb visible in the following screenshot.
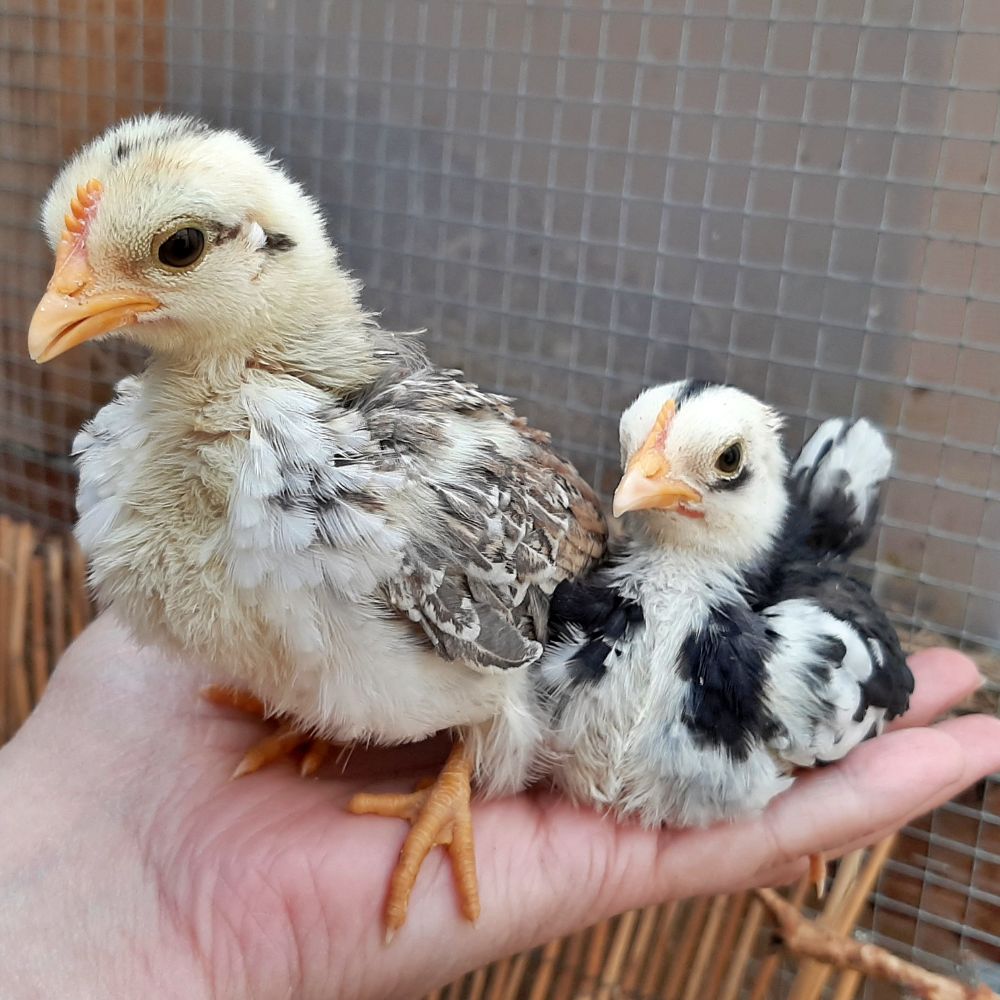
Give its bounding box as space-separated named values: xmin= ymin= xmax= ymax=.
xmin=51 ymin=178 xmax=102 ymax=295
xmin=630 ymin=398 xmax=677 ymax=478
xmin=61 ymin=178 xmax=103 ymax=239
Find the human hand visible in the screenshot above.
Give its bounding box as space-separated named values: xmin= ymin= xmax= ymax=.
xmin=0 ymin=614 xmax=997 ymax=1000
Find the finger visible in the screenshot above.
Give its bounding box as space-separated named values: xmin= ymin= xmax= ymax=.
xmin=687 ymin=714 xmax=1000 ymax=899
xmin=799 ymin=714 xmax=1000 ymax=863
xmin=887 ymin=648 xmax=982 ymax=731
xmin=563 ymin=713 xmax=1000 ymax=918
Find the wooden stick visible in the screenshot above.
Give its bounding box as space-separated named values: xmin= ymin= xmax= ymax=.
xmin=823 ymin=849 xmax=865 ymax=919
xmin=682 ymin=894 xmax=729 ymax=1000
xmin=639 ymin=900 xmax=681 ymax=996
xmin=702 ymin=892 xmax=749 ymax=1000
xmin=7 ymin=522 xmax=35 ymax=726
xmin=29 ymin=554 xmax=49 ymax=701
xmin=718 ymin=895 xmax=765 ymax=1000
xmin=46 ymin=538 xmax=66 ymax=664
xmin=501 ymin=950 xmax=531 ymax=1000
xmin=789 ymin=836 xmax=896 ymax=1000
xmin=468 ymin=965 xmax=488 ymax=1000
xmin=750 ymin=877 xmax=811 ymax=1000
xmin=0 ymin=516 xmax=12 ymax=737
xmin=594 ymin=908 xmax=639 ymax=1000
xmin=618 ymin=903 xmax=662 ymax=993
xmin=526 ymin=938 xmax=561 ymax=1000
xmin=835 ymin=837 xmax=898 ymax=938
xmin=662 ymin=897 xmax=710 ymax=1000
xmin=756 ymin=887 xmax=999 ymax=1000
xmin=831 ymin=967 xmax=865 ymax=1000
xmin=581 ymin=915 xmax=612 ymax=990
xmin=484 ymin=956 xmax=511 ymax=1000
xmin=550 ymin=926 xmax=587 ymax=1000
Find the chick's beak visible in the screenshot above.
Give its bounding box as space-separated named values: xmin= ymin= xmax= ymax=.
xmin=29 ymin=179 xmax=159 ymax=363
xmin=612 ymin=461 xmax=703 ymax=517
xmin=612 ymin=398 xmax=703 ymax=517
xmin=28 ymin=252 xmax=160 ymax=363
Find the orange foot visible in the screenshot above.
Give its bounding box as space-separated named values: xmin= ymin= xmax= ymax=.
xmin=201 ymin=685 xmax=333 ymax=778
xmin=348 ymin=740 xmax=479 ymax=942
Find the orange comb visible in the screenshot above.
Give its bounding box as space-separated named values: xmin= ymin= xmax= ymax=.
xmin=50 ymin=178 xmax=102 ymax=295
xmin=61 ymin=178 xmax=102 ymax=239
xmin=626 ymin=399 xmax=677 ymax=479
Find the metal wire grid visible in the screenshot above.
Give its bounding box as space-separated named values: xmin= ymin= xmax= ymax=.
xmin=0 ymin=0 xmax=998 ymax=985
xmin=159 ymin=0 xmax=1000 ymax=651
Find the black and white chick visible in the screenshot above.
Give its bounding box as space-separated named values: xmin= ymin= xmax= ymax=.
xmin=26 ymin=114 xmax=607 ymax=937
xmin=537 ymin=380 xmax=913 ymax=890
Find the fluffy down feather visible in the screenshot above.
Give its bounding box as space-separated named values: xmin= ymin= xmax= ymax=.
xmin=537 ymin=380 xmax=912 ymax=828
xmin=56 ymin=114 xmax=606 ymax=792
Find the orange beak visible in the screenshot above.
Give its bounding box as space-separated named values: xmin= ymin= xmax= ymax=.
xmin=612 ymin=400 xmax=704 ymax=518
xmin=27 ymin=178 xmax=159 ymax=364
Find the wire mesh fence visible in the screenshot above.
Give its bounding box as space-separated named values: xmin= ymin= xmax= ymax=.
xmin=0 ymin=0 xmax=997 ymax=991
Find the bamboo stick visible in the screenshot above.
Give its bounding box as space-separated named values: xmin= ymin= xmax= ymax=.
xmin=702 ymin=892 xmax=749 ymax=1000
xmin=639 ymin=901 xmax=681 ymax=997
xmin=823 ymin=850 xmax=865 ymax=919
xmin=7 ymin=522 xmax=35 ymax=727
xmin=0 ymin=516 xmax=14 ymax=737
xmin=618 ymin=903 xmax=663 ymax=994
xmin=580 ymin=914 xmax=613 ymax=992
xmin=30 ymin=554 xmax=48 ymax=700
xmin=526 ymin=938 xmax=561 ymax=1000
xmin=681 ymin=894 xmax=729 ymax=1000
xmin=758 ymin=886 xmax=999 ymax=1000
xmin=718 ymin=895 xmax=765 ymax=1000
xmin=550 ymin=926 xmax=587 ymax=1000
xmin=484 ymin=956 xmax=511 ymax=1000
xmin=593 ymin=908 xmax=639 ymax=1000
xmin=496 ymin=949 xmax=529 ymax=1000
xmin=46 ymin=538 xmax=66 ymax=665
xmin=788 ymin=836 xmax=896 ymax=1000
xmin=831 ymin=967 xmax=865 ymax=1000
xmin=661 ymin=897 xmax=710 ymax=1000
xmin=749 ymin=877 xmax=811 ymax=1000
xmin=465 ymin=965 xmax=487 ymax=1000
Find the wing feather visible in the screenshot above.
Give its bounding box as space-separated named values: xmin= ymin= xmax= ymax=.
xmin=360 ymin=366 xmax=607 ymax=672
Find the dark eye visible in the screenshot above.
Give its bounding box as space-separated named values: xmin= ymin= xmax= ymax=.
xmin=716 ymin=443 xmax=743 ymax=475
xmin=157 ymin=227 xmax=205 ymax=269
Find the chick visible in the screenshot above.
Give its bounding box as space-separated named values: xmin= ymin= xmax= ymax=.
xmin=538 ymin=380 xmax=913 ymax=891
xmin=27 ymin=115 xmax=606 ymax=936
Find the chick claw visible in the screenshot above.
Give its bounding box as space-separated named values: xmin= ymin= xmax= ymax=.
xmin=809 ymin=851 xmax=828 ymax=899
xmin=200 ymin=685 xmax=332 ymax=779
xmin=347 ymin=741 xmax=480 ymax=942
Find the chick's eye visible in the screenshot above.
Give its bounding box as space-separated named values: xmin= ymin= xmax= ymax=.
xmin=157 ymin=227 xmax=206 ymax=269
xmin=716 ymin=443 xmax=743 ymax=475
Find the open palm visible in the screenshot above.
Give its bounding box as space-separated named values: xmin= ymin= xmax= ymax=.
xmin=0 ymin=614 xmax=997 ymax=1000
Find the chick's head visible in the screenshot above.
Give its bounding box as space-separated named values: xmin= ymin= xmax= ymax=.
xmin=614 ymin=381 xmax=789 ymax=564
xmin=29 ymin=114 xmax=359 ymax=365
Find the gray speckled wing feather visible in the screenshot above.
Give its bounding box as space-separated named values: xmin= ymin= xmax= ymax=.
xmin=363 ymin=366 xmax=607 ymax=673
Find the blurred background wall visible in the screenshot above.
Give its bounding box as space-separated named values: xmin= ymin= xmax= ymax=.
xmin=0 ymin=0 xmax=997 ymax=986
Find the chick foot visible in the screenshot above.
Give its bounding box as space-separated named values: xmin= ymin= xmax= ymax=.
xmin=347 ymin=740 xmax=479 ymax=941
xmin=200 ymin=685 xmax=333 ymax=778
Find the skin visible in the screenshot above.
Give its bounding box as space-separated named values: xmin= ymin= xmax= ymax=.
xmin=0 ymin=615 xmax=997 ymax=1000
